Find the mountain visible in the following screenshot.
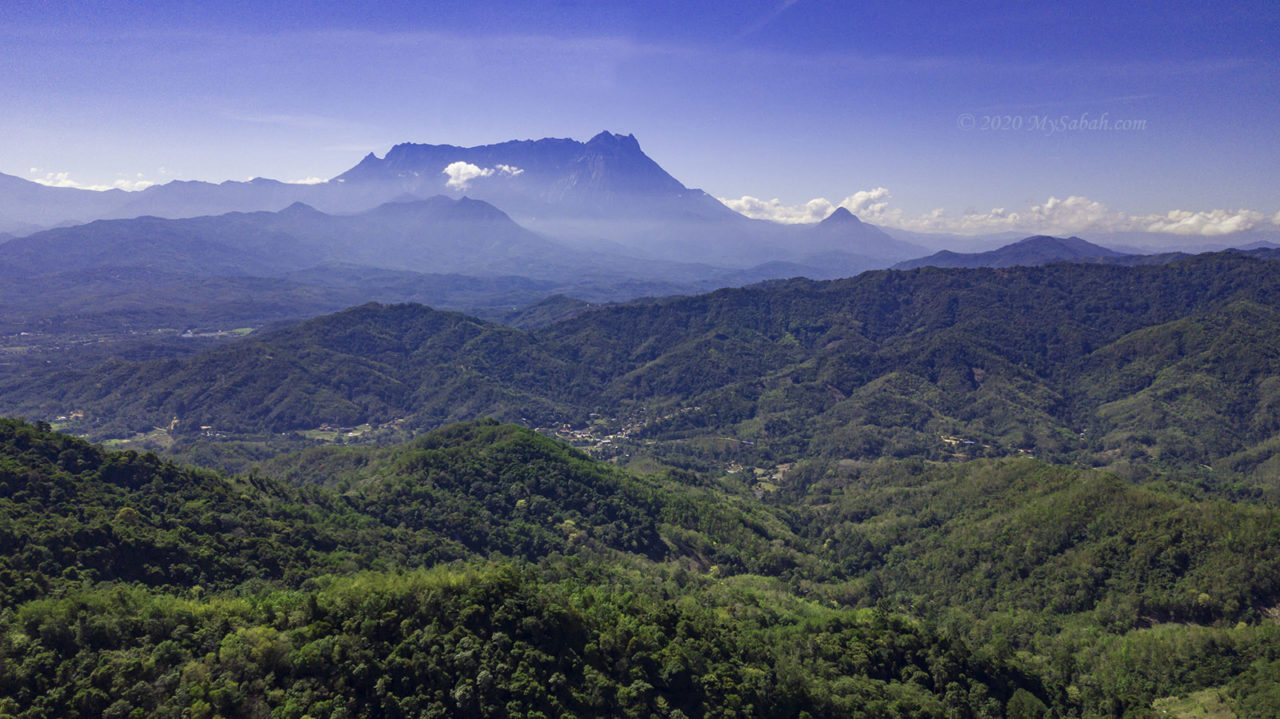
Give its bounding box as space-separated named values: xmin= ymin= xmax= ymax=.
xmin=0 ymin=172 xmax=123 ymax=231
xmin=332 ymin=131 xmax=726 ymax=218
xmin=320 ymin=196 xmax=590 ymax=277
xmin=0 ymin=213 xmax=318 ymax=278
xmin=330 ymin=131 xmax=776 ymax=266
xmin=12 ymin=252 xmax=1280 ymax=486
xmin=1241 ymin=246 xmax=1280 ymax=261
xmin=497 ymin=293 xmax=596 ymax=329
xmin=893 ymin=234 xmax=1127 ymax=269
xmin=0 ymin=263 xmax=585 ymax=337
xmin=0 ymin=196 xmax=584 ymax=280
xmin=715 ymin=210 xmax=932 ymax=283
xmin=5 ymin=137 xmax=1275 ymax=276
xmin=113 ymin=176 xmax=315 ymax=219
xmin=0 ymin=183 xmax=936 ymax=342
xmin=1078 ymin=300 xmax=1280 ymax=468
xmin=0 ymin=172 xmax=317 ymax=233
xmin=0 ymin=194 xmax=794 ymax=331
xmin=0 ymin=302 xmax=598 ymax=438
xmin=0 ymin=134 xmax=922 ymax=272
xmin=0 ymin=194 xmax=886 ymax=337
xmin=0 ymin=133 xmax=747 ymax=255
xmin=329 ymin=133 xmax=929 ymax=269
xmin=0 ymin=199 xmax=563 ymax=336
xmin=1087 ymin=227 xmax=1280 ymax=254
xmin=787 ymin=207 xmax=927 ymax=273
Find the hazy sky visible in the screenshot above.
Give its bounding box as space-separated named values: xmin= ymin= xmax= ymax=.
xmin=3 ymin=0 xmax=1277 ymax=235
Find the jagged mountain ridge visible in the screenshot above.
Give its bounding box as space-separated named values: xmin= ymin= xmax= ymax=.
xmin=329 ymin=130 xmax=909 ymax=267
xmin=1 ymin=132 xmax=721 ymax=228
xmin=0 ymin=133 xmax=923 ymax=270
xmin=335 ymin=131 xmax=702 ymax=211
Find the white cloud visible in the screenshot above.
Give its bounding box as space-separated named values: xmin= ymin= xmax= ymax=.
xmin=720 ymin=187 xmax=900 ymax=226
xmin=1138 ymin=208 xmax=1268 ymax=236
xmin=718 ymin=195 xmax=836 ymax=224
xmin=287 ymin=176 xmax=328 ymax=185
xmin=111 ymin=177 xmax=156 ymax=191
xmin=926 ymin=195 xmax=1130 ymax=236
xmin=443 ymin=161 xmax=493 ymax=190
xmin=949 ymin=198 xmax=1274 ymax=236
xmin=839 ymin=187 xmax=893 ymax=216
xmin=442 ymin=161 xmax=523 ymax=190
xmin=27 ymin=169 xmax=153 ymax=192
xmin=718 ymin=189 xmax=1279 ymax=237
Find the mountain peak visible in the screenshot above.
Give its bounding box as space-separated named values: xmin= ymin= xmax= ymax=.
xmin=363 ymin=194 xmax=513 ymax=223
xmin=279 ymin=201 xmax=324 ymax=216
xmin=1010 ymin=235 xmax=1120 ymax=256
xmin=819 ymin=207 xmax=860 ymax=225
xmin=586 ymin=131 xmax=641 ymax=152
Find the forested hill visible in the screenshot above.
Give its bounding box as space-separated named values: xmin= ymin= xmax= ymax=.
xmin=0 ymin=417 xmax=1049 ymax=716
xmin=1 ymin=303 xmax=591 ymax=434
xmin=5 ymin=252 xmax=1280 ymax=477
xmin=4 ymin=417 xmax=1280 ymax=715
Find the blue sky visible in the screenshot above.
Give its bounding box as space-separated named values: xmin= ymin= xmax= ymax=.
xmin=3 ymin=0 xmax=1277 ymax=236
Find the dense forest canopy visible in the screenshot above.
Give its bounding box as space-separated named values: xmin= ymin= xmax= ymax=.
xmin=4 ymin=254 xmax=1280 ymax=715
xmin=2 ymin=416 xmax=1280 ymax=716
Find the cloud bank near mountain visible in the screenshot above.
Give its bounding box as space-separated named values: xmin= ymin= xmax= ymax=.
xmin=442 ymin=162 xmax=524 ymax=190
xmin=29 ymin=168 xmax=155 ymax=192
xmin=720 ymin=190 xmax=1278 ymax=237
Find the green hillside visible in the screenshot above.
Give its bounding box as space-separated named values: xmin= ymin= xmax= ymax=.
xmin=9 ymin=253 xmax=1279 ymax=484
xmin=0 ymin=303 xmax=589 ymax=438
xmin=6 ymin=254 xmax=1280 ymax=713
xmin=4 ymin=418 xmax=1280 ymax=715
xmin=0 ymin=418 xmax=1052 ymax=717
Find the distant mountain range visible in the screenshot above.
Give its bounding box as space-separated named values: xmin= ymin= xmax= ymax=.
xmin=326 ymin=132 xmax=926 ymax=266
xmin=0 ymin=134 xmax=933 ymax=335
xmin=0 ymin=171 xmax=302 ymax=230
xmin=886 ymin=234 xmax=1250 ymax=270
xmin=0 ymin=195 xmax=627 ymax=280
xmin=51 ymin=189 xmax=904 ymax=278
xmin=0 ymin=195 xmax=746 ymax=335
xmin=5 ymin=131 xmax=1277 ymax=267
xmin=0 ymin=132 xmax=923 ymax=270
xmin=2 ymin=195 xmax=1272 ymax=341
xmin=8 ymin=130 xmax=1280 ymax=345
